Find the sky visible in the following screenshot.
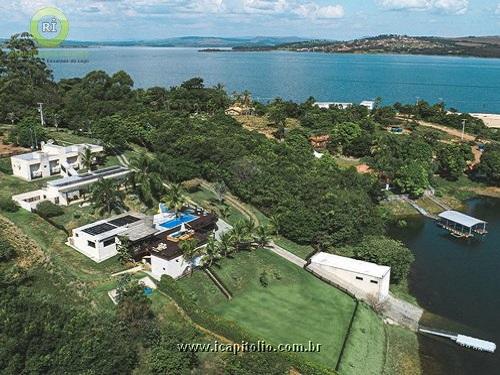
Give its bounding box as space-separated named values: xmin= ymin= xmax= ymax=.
xmin=0 ymin=0 xmax=499 ymax=40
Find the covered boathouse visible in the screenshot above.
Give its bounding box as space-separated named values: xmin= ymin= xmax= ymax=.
xmin=437 ymin=210 xmax=487 ymax=238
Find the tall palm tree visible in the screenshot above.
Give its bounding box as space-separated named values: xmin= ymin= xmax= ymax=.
xmin=128 ymin=154 xmax=164 ymax=207
xmin=218 ymin=231 xmax=235 ymax=257
xmin=79 ymin=147 xmax=94 ymax=171
xmin=89 ymin=178 xmax=125 ymax=214
xmin=163 ymin=183 xmax=186 ymax=217
xmin=269 ymin=214 xmax=280 ymax=236
xmin=179 ymin=239 xmax=200 ymax=262
xmin=254 ymin=225 xmax=271 ymax=249
xmin=201 ymin=237 xmax=221 ymax=268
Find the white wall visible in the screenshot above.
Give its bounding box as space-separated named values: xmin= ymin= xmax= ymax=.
xmin=310 ymin=262 xmax=390 ymax=302
xmin=151 ymin=254 xmax=191 ymax=279
xmin=69 ymin=230 xmax=117 ymax=262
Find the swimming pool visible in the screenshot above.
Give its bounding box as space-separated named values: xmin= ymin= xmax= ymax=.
xmin=159 ymin=213 xmax=198 ymax=230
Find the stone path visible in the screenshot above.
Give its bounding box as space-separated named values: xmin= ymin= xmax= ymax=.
xmin=267 ymin=241 xmax=307 ymax=267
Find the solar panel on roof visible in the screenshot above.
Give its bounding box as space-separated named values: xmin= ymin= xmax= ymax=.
xmin=108 ymin=215 xmax=141 ymax=227
xmin=51 ymin=167 xmax=129 ymax=188
xmin=82 ymin=223 xmax=116 ymax=235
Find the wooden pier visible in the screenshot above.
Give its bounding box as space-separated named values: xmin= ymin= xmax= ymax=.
xmin=419 ymin=327 xmax=496 ymax=353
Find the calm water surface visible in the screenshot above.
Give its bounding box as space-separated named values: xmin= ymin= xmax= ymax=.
xmin=391 ymin=198 xmax=500 ymax=374
xmin=44 ymin=47 xmax=500 ymax=373
xmin=41 ymin=47 xmax=500 ymax=113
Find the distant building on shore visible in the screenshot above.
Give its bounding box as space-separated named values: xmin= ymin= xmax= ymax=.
xmin=314 ymin=100 xmax=375 ymax=111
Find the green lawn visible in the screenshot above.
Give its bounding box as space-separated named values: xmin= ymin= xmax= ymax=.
xmin=47 ymin=128 xmax=99 ymax=144
xmin=384 ymin=325 xmax=421 ymax=375
xmin=188 ymin=187 xmax=246 ymax=225
xmin=273 ymin=236 xmax=315 ymax=259
xmin=179 ymin=249 xmax=357 ymax=369
xmin=338 ymin=303 xmax=386 ymax=375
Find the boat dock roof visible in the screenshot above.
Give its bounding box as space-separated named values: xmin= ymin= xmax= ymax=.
xmin=456 ymin=335 xmax=496 ymax=353
xmin=438 ymin=210 xmax=486 ymax=228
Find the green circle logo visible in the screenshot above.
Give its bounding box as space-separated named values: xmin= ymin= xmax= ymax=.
xmin=30 ymin=7 xmax=69 ymax=48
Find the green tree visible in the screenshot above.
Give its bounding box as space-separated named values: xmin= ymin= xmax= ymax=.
xmin=128 ymin=153 xmax=165 ymax=207
xmin=163 ymin=183 xmax=186 ymax=216
xmin=394 ymin=161 xmax=429 ymax=198
xmin=330 ymin=122 xmax=362 ymax=154
xmin=7 ymin=117 xmax=47 ymax=148
xmin=477 ymin=146 xmax=500 ymax=186
xmin=79 ymin=146 xmax=94 ymax=171
xmin=254 ymin=225 xmax=271 ymax=248
xmin=268 ymin=100 xmax=287 ymax=140
xmin=179 ymin=239 xmax=200 ymax=261
xmin=334 ymin=236 xmax=414 ymax=283
xmin=436 ymin=143 xmax=472 ymax=180
xmin=200 ymin=237 xmax=221 ymax=268
xmin=0 ymin=33 xmax=60 ymax=122
xmin=117 ymin=236 xmax=135 ymax=264
xmin=0 ymin=239 xmax=15 ymax=262
xmin=89 ymin=178 xmax=126 ymax=214
xmin=146 ymin=326 xmax=199 ymax=374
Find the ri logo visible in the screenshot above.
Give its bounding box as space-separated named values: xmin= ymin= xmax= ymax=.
xmin=30 ymin=7 xmax=69 ymax=48
xmin=42 ymin=18 xmax=59 ymax=33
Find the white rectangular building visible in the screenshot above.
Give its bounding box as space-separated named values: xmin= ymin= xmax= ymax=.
xmin=308 ymin=252 xmax=390 ymax=302
xmin=67 ymin=214 xmax=158 ymax=263
xmin=10 ymin=142 xmax=103 ymax=181
xmin=12 ymin=165 xmax=130 ymax=211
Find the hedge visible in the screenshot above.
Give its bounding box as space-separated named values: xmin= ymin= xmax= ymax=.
xmin=158 ymin=276 xmax=336 ymax=375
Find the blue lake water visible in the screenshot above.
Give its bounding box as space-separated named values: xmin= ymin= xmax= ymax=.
xmin=41 ymin=47 xmax=500 ymax=113
xmin=391 ymin=198 xmax=500 ymax=374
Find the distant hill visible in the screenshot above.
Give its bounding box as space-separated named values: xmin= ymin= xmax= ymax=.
xmin=235 ymin=35 xmax=500 ymax=58
xmin=57 ymin=36 xmax=308 ymax=48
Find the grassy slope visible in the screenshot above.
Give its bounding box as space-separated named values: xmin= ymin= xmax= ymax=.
xmin=179 ymin=249 xmax=357 ymax=369
xmin=273 ymin=236 xmax=315 ymax=259
xmin=338 ymin=303 xmax=386 ymax=375
xmin=384 ymin=325 xmax=421 ymax=375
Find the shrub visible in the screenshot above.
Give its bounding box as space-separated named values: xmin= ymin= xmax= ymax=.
xmin=182 ymin=178 xmax=203 ymax=193
xmin=36 ymin=201 xmax=64 ymax=218
xmin=0 ymin=197 xmax=18 ymax=212
xmin=0 ymin=158 xmax=13 ymax=174
xmin=0 ymin=239 xmax=16 ymax=262
xmin=259 ymin=271 xmax=269 ymax=287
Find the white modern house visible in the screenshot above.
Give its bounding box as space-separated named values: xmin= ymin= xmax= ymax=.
xmin=12 ymin=165 xmax=130 ymax=211
xmin=308 ymin=252 xmax=391 ymax=302
xmin=67 ymin=214 xmax=159 ymax=263
xmin=360 ymin=100 xmax=376 ymax=111
xmin=10 ymin=141 xmax=103 ymax=181
xmin=314 ymin=102 xmax=353 ymax=109
xmin=314 ymin=100 xmax=375 ymax=111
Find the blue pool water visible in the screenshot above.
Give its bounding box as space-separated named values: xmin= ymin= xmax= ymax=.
xmin=159 ymin=213 xmax=198 ymax=229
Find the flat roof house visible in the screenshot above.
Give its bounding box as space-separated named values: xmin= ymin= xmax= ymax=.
xmin=67 ymin=207 xmax=220 ymax=279
xmin=67 ymin=213 xmax=159 ymax=263
xmin=308 ymin=252 xmax=391 ymax=302
xmin=138 ymin=212 xmax=219 ymax=279
xmin=12 ymin=165 xmax=130 ymax=211
xmin=11 ymin=141 xmax=103 ymax=181
xmin=314 ymin=102 xmax=353 ymax=109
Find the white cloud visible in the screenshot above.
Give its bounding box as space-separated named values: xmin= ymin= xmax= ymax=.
xmin=243 ymin=0 xmax=289 ymax=14
xmin=378 ymin=0 xmax=468 ymax=14
xmin=294 ymin=3 xmax=344 ymax=19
